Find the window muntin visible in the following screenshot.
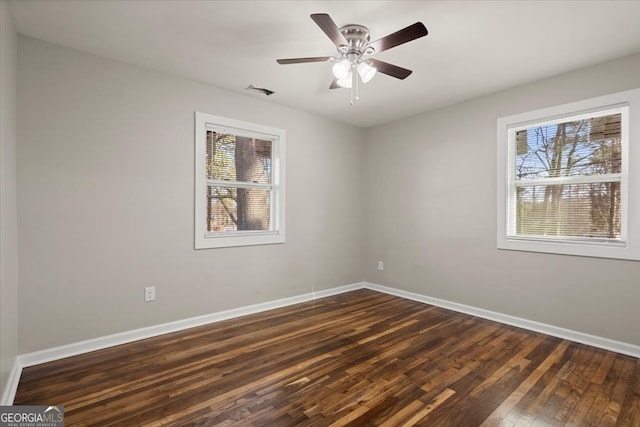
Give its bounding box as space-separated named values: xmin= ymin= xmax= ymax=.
xmin=195 ymin=113 xmax=285 ymax=249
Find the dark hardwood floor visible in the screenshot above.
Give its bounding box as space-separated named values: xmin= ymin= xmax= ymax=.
xmin=14 ymin=289 xmax=640 ymax=426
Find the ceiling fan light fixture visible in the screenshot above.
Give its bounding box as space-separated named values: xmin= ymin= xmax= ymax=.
xmin=276 ymin=14 xmax=429 ymax=104
xmin=357 ymin=62 xmax=377 ymax=83
xmin=332 ymin=59 xmax=351 ymax=79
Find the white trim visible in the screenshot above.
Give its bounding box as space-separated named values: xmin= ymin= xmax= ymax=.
xmin=312 ymin=283 xmax=363 ymax=299
xmin=5 ymin=280 xmax=639 ymax=403
xmin=17 ymin=282 xmax=366 ymax=369
xmin=0 ymin=360 xmax=22 ymax=405
xmin=363 ymin=282 xmax=640 ymax=358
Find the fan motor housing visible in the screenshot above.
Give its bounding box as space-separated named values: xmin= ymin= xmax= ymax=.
xmin=339 ymin=24 xmax=372 ymax=56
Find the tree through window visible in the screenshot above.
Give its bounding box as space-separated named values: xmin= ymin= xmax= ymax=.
xmin=513 ymin=112 xmax=622 ymax=240
xmin=206 ymin=132 xmax=272 ymax=232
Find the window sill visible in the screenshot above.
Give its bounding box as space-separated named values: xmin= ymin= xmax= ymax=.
xmin=497 ymin=236 xmax=639 ymax=260
xmin=195 ymin=231 xmax=285 ymax=250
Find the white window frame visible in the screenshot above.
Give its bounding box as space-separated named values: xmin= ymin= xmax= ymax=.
xmin=194 ymin=112 xmax=285 ymax=249
xmin=497 ymin=88 xmax=640 ymax=260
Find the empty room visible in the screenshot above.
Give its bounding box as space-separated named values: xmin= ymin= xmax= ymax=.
xmin=1 ymin=0 xmax=640 ymax=425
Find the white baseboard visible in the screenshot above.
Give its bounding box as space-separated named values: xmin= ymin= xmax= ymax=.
xmin=0 ymin=360 xmax=22 ymax=405
xmin=312 ymin=283 xmax=363 ymax=299
xmin=1 ymin=282 xmax=365 ymax=405
xmin=18 ymin=282 xmax=366 ymax=370
xmin=4 ymin=280 xmax=638 ymax=404
xmin=364 ymin=282 xmax=640 ymax=358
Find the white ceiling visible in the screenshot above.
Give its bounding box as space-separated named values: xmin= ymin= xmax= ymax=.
xmin=9 ymin=0 xmax=640 ymax=128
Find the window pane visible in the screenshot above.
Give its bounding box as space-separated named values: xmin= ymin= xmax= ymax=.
xmin=206 ymin=131 xmax=272 ymax=184
xmin=515 ymin=113 xmax=621 ymax=180
xmin=515 ymin=182 xmax=621 ymax=239
xmin=206 ymin=186 xmax=271 ymax=232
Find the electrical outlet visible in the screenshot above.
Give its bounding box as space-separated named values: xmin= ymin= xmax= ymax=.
xmin=144 ymin=286 xmax=156 ymax=302
xmin=377 ymin=261 xmax=384 ymax=271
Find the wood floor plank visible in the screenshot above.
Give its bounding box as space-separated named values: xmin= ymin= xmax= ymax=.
xmin=612 ymin=358 xmax=640 ymax=427
xmin=14 ymin=289 xmax=640 ymax=426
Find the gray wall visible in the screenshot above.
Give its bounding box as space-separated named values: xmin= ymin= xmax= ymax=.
xmin=17 ymin=36 xmax=365 ymax=353
xmin=12 ymin=27 xmax=640 ymax=360
xmin=0 ymin=0 xmax=19 ymax=399
xmin=364 ymin=53 xmax=640 ymax=346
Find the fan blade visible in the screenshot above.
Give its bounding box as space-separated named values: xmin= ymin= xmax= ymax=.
xmin=329 ymin=79 xmax=341 ymax=89
xmin=367 ymin=59 xmax=412 ymax=79
xmin=277 ymin=56 xmax=333 ymax=64
xmin=311 ymin=13 xmax=348 ymax=48
xmin=367 ymin=22 xmax=428 ymax=54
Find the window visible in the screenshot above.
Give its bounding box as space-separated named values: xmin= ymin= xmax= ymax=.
xmin=195 ymin=112 xmax=285 ymax=249
xmin=497 ymin=89 xmax=640 ymax=260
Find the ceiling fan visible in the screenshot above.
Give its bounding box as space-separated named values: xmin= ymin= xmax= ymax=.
xmin=277 ymin=13 xmax=428 ymax=104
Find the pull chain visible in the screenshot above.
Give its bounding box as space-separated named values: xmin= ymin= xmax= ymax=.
xmin=350 ymin=63 xmax=359 ymax=105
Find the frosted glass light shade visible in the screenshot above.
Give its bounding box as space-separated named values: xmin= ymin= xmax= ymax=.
xmin=357 ymin=62 xmax=377 ymax=83
xmin=334 ymin=60 xmax=377 ymax=89
xmin=332 ymin=59 xmax=351 ymax=79
xmin=336 ymin=74 xmax=352 ymax=88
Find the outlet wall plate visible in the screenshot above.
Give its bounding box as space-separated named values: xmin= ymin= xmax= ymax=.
xmin=144 ymin=286 xmax=156 ymax=302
